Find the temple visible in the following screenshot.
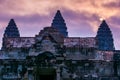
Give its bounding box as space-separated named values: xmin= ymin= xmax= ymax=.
xmin=96 ymin=20 xmax=115 ymax=50
xmin=0 ymin=10 xmax=120 ymax=80
xmin=51 ymin=10 xmax=68 ymax=37
xmin=3 ymin=19 xmax=20 ymax=37
xmin=2 ymin=19 xmax=20 ymax=50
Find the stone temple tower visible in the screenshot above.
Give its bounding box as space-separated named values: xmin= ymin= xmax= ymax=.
xmin=3 ymin=19 xmax=20 ymax=37
xmin=2 ymin=19 xmax=20 ymax=50
xmin=51 ymin=10 xmax=68 ymax=37
xmin=96 ymin=20 xmax=115 ymax=50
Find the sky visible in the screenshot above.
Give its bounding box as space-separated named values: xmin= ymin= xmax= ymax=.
xmin=0 ymin=0 xmax=120 ymax=50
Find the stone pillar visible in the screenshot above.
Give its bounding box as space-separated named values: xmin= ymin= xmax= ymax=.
xmin=56 ymin=67 xmax=61 ymax=80
xmin=28 ymin=74 xmax=34 ymax=80
xmin=28 ymin=67 xmax=34 ymax=80
xmin=0 ymin=65 xmax=3 ymax=80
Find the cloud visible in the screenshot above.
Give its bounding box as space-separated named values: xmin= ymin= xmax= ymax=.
xmin=0 ymin=0 xmax=119 ymax=19
xmin=62 ymin=9 xmax=100 ymax=32
xmin=103 ymin=0 xmax=120 ymax=8
xmin=13 ymin=14 xmax=53 ymax=37
xmin=109 ymin=16 xmax=120 ymax=26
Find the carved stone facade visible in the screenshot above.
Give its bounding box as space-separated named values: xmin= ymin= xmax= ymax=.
xmin=0 ymin=10 xmax=120 ymax=80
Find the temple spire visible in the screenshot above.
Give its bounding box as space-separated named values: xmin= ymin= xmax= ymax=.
xmin=96 ymin=20 xmax=115 ymax=50
xmin=3 ymin=19 xmax=20 ymax=37
xmin=8 ymin=19 xmax=16 ymax=26
xmin=51 ymin=10 xmax=68 ymax=37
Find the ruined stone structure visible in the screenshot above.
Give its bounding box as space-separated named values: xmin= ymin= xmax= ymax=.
xmin=0 ymin=10 xmax=120 ymax=80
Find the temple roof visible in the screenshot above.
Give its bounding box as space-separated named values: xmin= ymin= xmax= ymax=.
xmin=3 ymin=37 xmax=35 ymax=48
xmin=51 ymin=10 xmax=68 ymax=37
xmin=4 ymin=19 xmax=20 ymax=37
xmin=36 ymin=27 xmax=64 ymax=44
xmin=100 ymin=20 xmax=109 ymax=28
xmin=8 ymin=19 xmax=16 ymax=27
xmin=54 ymin=10 xmax=63 ymax=19
xmin=64 ymin=37 xmax=97 ymax=48
xmin=96 ymin=20 xmax=114 ymax=50
xmin=3 ymin=37 xmax=97 ymax=49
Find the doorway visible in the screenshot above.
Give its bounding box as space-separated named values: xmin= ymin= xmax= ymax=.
xmin=35 ymin=68 xmax=56 ymax=80
xmin=39 ymin=74 xmax=56 ymax=80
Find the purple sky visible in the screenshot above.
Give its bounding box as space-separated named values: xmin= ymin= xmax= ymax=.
xmin=0 ymin=0 xmax=120 ymax=50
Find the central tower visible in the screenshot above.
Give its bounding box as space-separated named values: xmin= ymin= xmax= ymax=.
xmin=51 ymin=10 xmax=68 ymax=37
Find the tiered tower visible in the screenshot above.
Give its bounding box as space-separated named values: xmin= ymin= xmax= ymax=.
xmin=51 ymin=10 xmax=68 ymax=37
xmin=96 ymin=20 xmax=115 ymax=50
xmin=3 ymin=19 xmax=20 ymax=37
xmin=2 ymin=19 xmax=20 ymax=50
